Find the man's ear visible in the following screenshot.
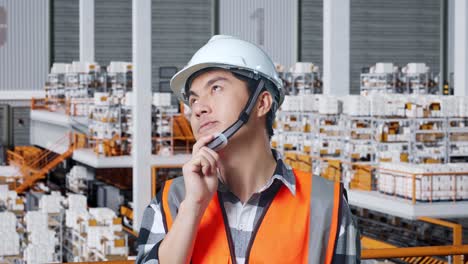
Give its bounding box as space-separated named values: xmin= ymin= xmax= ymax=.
xmin=256 ymin=91 xmax=273 ymax=118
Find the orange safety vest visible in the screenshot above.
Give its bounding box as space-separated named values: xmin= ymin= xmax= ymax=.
xmin=161 ymin=169 xmax=342 ymax=264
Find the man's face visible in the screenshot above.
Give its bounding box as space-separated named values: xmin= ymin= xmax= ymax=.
xmin=188 ymin=69 xmax=250 ymax=140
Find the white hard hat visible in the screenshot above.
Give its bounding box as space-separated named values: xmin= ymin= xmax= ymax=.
xmin=170 ymin=35 xmax=284 ymax=106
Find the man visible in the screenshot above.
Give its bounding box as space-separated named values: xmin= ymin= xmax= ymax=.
xmin=137 ymin=35 xmax=360 ymax=263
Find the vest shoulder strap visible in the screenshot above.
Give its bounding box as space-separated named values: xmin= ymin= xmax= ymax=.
xmin=160 ymin=177 xmax=186 ymax=232
xmin=309 ymin=175 xmax=343 ymax=264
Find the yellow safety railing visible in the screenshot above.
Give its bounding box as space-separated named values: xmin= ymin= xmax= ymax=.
xmin=69 ymin=243 xmax=468 ymax=264
xmin=31 ymin=97 xmax=93 ymax=116
xmin=418 ymin=217 xmax=464 ymax=264
xmin=377 ymin=167 xmax=468 ymax=204
xmin=362 ymin=243 xmax=468 ymax=261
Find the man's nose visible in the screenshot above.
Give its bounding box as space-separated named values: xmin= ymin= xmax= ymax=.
xmin=193 ymin=97 xmax=212 ymax=118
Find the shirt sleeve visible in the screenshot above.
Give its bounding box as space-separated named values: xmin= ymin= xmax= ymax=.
xmin=135 ymin=197 xmax=167 ymax=264
xmin=332 ymin=196 xmax=361 ymax=264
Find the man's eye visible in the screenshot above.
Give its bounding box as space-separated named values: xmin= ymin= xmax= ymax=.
xmin=189 ymin=98 xmax=197 ymax=106
xmin=212 ymin=85 xmax=222 ymax=92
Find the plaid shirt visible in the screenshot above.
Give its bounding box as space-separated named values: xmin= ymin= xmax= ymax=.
xmin=136 ymin=151 xmax=361 ymax=263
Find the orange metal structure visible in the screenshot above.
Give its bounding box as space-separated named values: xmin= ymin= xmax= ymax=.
xmin=153 ymin=114 xmax=195 ymax=155
xmin=362 ymin=243 xmax=467 ymax=262
xmin=68 ymin=238 xmax=468 ymax=263
xmin=31 ymin=97 xmax=69 ymax=113
xmin=172 ymin=114 xmax=196 ymax=151
xmin=418 ymin=217 xmax=464 ymax=264
xmin=14 ymin=146 xmax=74 ymax=193
xmin=151 ymin=165 xmax=183 ymax=198
xmin=6 ymin=132 xmax=79 ymax=193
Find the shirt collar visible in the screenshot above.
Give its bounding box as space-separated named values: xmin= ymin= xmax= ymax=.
xmin=217 ymin=149 xmax=297 ymax=196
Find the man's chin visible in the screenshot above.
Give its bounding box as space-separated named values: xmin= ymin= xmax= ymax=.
xmin=195 ymin=129 xmax=223 ymax=141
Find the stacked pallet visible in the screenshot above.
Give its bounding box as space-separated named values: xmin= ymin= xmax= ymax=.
xmin=0 ymin=212 xmax=20 ymax=256
xmin=39 ymin=191 xmax=65 ymax=213
xmin=24 ymin=211 xmax=57 ymax=264
xmin=64 ymin=196 xmax=128 ymax=261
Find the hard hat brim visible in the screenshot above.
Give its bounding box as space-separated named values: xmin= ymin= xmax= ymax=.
xmin=171 ymin=62 xmax=283 ymax=104
xmin=170 ymin=63 xmax=227 ymax=103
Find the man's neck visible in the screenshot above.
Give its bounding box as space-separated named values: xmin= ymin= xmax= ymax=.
xmin=218 ymin=133 xmax=277 ymax=204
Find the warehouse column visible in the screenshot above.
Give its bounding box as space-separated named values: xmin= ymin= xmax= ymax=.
xmin=439 ymin=0 xmax=449 ymax=94
xmin=79 ymin=0 xmax=94 ymax=62
xmin=132 ymin=0 xmax=152 ymax=231
xmin=454 ymin=0 xmax=468 ymax=96
xmin=448 ymin=0 xmax=454 ymax=85
xmin=323 ymin=0 xmax=350 ymax=96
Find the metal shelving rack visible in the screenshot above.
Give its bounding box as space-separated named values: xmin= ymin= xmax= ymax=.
xmin=65 ymin=70 xmax=103 ymax=116
xmin=109 ymin=68 xmax=133 ymax=155
xmin=274 ymin=111 xmax=313 ymax=153
xmin=447 ymin=117 xmax=468 ymax=162
xmin=152 ymin=105 xmax=179 ymax=155
xmin=310 ymin=113 xmax=343 ymax=177
xmin=63 ymin=227 xmax=89 ymax=262
xmin=65 ymin=72 xmax=93 ymax=99
xmin=63 ymin=220 xmax=128 ymax=262
xmin=372 ymin=117 xmax=412 ymax=163
xmin=48 ymin=212 xmax=64 ymax=263
xmin=120 ymin=105 xmax=132 ymax=154
xmin=107 ymin=68 xmax=132 ymax=100
xmin=45 ymin=71 xmax=66 ymax=100
xmin=341 ymin=115 xmax=375 ymax=163
xmin=273 ymin=96 xmax=468 ymax=192
xmin=311 ymin=113 xmax=343 ymax=157
xmin=89 ymin=104 xmax=122 ymax=136
xmin=282 ymin=72 xmax=323 ymax=95
xmin=411 ymin=117 xmax=447 ymax=164
xmin=360 ymin=63 xmax=439 ymax=95
xmin=340 ymin=115 xmax=376 ymax=189
xmin=401 ymin=72 xmax=439 ymax=95
xmin=360 ymin=73 xmax=399 ymax=95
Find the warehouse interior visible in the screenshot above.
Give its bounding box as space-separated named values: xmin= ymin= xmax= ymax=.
xmin=1 ymin=0 xmax=468 ymax=263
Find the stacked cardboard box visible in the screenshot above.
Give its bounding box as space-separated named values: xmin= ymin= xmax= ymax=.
xmin=377 ymin=162 xmax=468 ymax=201
xmin=0 ymin=212 xmax=19 ymax=256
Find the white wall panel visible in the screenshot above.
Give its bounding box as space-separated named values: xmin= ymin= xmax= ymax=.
xmin=219 ymin=0 xmax=298 ymax=67
xmin=0 ymin=0 xmax=49 ymax=91
xmin=301 ymin=0 xmax=440 ymax=93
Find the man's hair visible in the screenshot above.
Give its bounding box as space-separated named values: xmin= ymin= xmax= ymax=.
xmin=186 ymin=68 xmax=277 ymax=140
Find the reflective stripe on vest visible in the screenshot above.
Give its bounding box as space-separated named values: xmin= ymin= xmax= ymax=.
xmin=160 ymin=169 xmax=342 ymax=264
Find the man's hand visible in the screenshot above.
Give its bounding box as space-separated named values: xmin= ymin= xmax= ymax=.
xmin=182 ymin=134 xmax=220 ymax=212
xmin=158 ymin=134 xmax=221 ymax=264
